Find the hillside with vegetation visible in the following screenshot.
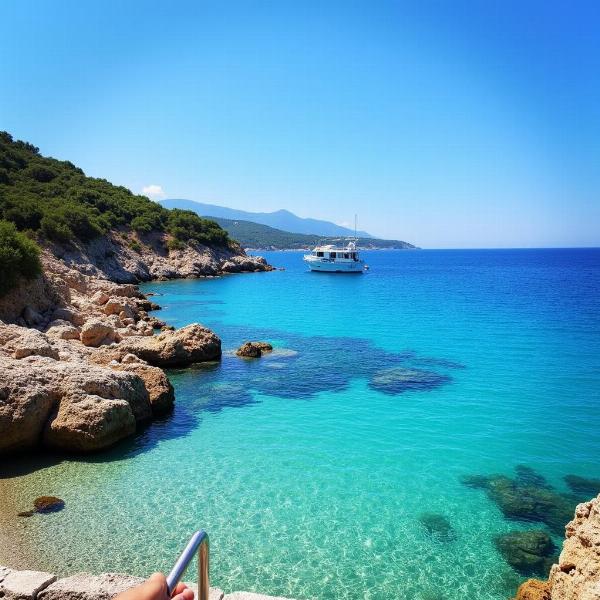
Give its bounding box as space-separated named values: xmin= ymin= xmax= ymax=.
xmin=0 ymin=132 xmax=236 ymax=295
xmin=209 ymin=217 xmax=416 ymax=250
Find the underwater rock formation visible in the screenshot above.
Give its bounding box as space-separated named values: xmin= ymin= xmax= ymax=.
xmin=461 ymin=467 xmax=575 ymax=534
xmin=369 ymin=366 xmax=451 ymax=395
xmin=494 ymin=530 xmax=557 ymax=577
xmin=418 ymin=513 xmax=457 ymax=542
xmin=564 ymin=474 xmax=600 ymax=498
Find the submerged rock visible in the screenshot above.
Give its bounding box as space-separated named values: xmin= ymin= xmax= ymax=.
xmin=494 ymin=530 xmax=556 ymax=577
xmin=17 ymin=496 xmax=65 ymax=517
xmin=33 ymin=496 xmax=65 ymax=513
xmin=461 ymin=467 xmax=575 ymax=534
xmin=235 ymin=341 xmax=273 ymax=358
xmin=418 ymin=513 xmax=456 ymax=542
xmin=369 ymin=367 xmax=451 ymax=395
xmin=564 ymin=474 xmax=600 ymax=498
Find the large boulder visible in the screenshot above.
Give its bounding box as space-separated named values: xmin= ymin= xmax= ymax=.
xmin=43 ymin=366 xmax=151 ymax=452
xmin=121 ymin=323 xmax=221 ymax=367
xmin=0 ymin=354 xmax=152 ymax=454
xmin=112 ymin=362 xmax=174 ymax=415
xmin=80 ymin=319 xmax=119 ymax=347
xmin=0 ymin=357 xmax=61 ymax=453
xmin=45 ymin=323 xmax=81 ymax=341
xmin=494 ymin=530 xmax=556 ymax=577
xmin=0 ymin=325 xmax=59 ymax=360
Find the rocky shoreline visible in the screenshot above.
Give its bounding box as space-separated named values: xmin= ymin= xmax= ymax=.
xmin=513 ymin=493 xmax=600 ymax=600
xmin=0 ymin=233 xmax=271 ymax=455
xmin=0 ymin=567 xmax=294 ymax=600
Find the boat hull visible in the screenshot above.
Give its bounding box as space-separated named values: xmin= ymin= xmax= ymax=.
xmin=305 ymin=260 xmax=364 ymax=273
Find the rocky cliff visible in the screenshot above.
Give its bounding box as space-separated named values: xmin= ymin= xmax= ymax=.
xmin=514 ymin=494 xmax=600 ymax=600
xmin=0 ymin=238 xmax=271 ymax=454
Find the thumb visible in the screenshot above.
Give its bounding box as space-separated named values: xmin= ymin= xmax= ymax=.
xmin=143 ymin=573 xmax=168 ymax=599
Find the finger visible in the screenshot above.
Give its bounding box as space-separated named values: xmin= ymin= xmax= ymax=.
xmin=172 ymin=588 xmax=194 ymax=600
xmin=173 ymin=583 xmax=188 ymax=595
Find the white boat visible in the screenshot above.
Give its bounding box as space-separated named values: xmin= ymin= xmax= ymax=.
xmin=303 ymin=240 xmax=366 ymax=273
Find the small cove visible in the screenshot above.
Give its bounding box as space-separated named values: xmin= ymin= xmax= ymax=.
xmin=2 ymin=248 xmax=599 ymax=599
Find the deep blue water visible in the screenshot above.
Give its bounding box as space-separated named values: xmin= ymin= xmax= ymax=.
xmin=5 ymin=248 xmax=600 ymax=600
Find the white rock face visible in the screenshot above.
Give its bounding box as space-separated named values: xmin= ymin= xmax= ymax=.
xmin=39 ymin=573 xmax=145 ymax=600
xmin=0 ymin=569 xmax=56 ymax=600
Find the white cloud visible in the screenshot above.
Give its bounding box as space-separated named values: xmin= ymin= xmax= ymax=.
xmin=142 ymin=184 xmax=165 ymax=200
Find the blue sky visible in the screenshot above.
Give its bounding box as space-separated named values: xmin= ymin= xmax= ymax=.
xmin=1 ymin=1 xmax=599 ymax=247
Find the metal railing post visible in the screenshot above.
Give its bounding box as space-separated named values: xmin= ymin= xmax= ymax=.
xmin=166 ymin=530 xmax=209 ymax=600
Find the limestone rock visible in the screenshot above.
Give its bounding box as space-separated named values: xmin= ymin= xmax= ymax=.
xmin=80 ymin=320 xmax=119 ymax=347
xmin=43 ymin=367 xmax=151 ymax=452
xmin=0 ymin=357 xmax=61 ymax=452
xmin=513 ymin=579 xmax=552 ymax=600
xmin=90 ymin=291 xmax=110 ymax=305
xmin=0 ymin=569 xmax=56 ymax=600
xmin=236 ymin=341 xmax=272 ymax=358
xmin=52 ymin=307 xmax=85 ymax=326
xmin=39 ymin=573 xmax=145 ymax=600
xmin=112 ymin=362 xmax=174 ymax=415
xmin=0 ymin=325 xmax=54 ymax=359
xmin=121 ymin=324 xmax=221 ymax=367
xmin=46 ymin=324 xmax=80 ymax=341
xmin=549 ymin=494 xmax=600 ymax=600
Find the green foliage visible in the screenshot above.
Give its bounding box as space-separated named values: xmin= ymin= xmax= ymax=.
xmin=166 ymin=209 xmax=230 ymax=247
xmin=0 ymin=131 xmax=230 ymax=249
xmin=0 ymin=220 xmax=42 ymax=296
xmin=128 ymin=238 xmax=142 ymax=253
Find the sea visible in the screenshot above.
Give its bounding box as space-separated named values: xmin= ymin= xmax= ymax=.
xmin=2 ymin=248 xmax=600 ymax=600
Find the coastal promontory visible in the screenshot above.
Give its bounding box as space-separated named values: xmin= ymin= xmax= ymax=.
xmin=0 ymin=132 xmax=271 ymax=454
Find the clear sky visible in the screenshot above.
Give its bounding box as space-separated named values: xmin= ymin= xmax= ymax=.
xmin=1 ymin=1 xmax=599 ymax=248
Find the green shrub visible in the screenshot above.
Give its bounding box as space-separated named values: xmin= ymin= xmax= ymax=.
xmin=25 ymin=165 xmax=57 ymax=183
xmin=128 ymin=239 xmax=142 ymax=252
xmin=0 ymin=131 xmax=230 ymax=249
xmin=166 ymin=209 xmax=229 ymax=247
xmin=0 ymin=220 xmax=42 ymax=296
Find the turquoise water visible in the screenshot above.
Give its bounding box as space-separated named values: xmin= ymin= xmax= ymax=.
xmin=3 ymin=249 xmax=600 ymax=599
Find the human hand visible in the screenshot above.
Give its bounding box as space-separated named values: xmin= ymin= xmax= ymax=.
xmin=114 ymin=572 xmax=194 ymax=600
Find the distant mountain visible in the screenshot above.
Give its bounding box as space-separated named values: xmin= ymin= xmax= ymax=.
xmin=208 ymin=217 xmax=416 ymax=250
xmin=160 ymin=199 xmax=372 ymax=237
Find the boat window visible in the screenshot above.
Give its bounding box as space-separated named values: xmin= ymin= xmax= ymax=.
xmin=344 ymin=253 xmax=349 ymax=259
xmin=317 ymin=251 xmax=324 ymax=257
xmin=330 ymin=252 xmax=336 ymax=259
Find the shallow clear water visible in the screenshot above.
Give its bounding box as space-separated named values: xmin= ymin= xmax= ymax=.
xmin=3 ymin=249 xmax=600 ymax=599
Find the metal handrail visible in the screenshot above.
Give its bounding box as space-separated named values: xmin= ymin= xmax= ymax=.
xmin=166 ymin=530 xmax=209 ymax=600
